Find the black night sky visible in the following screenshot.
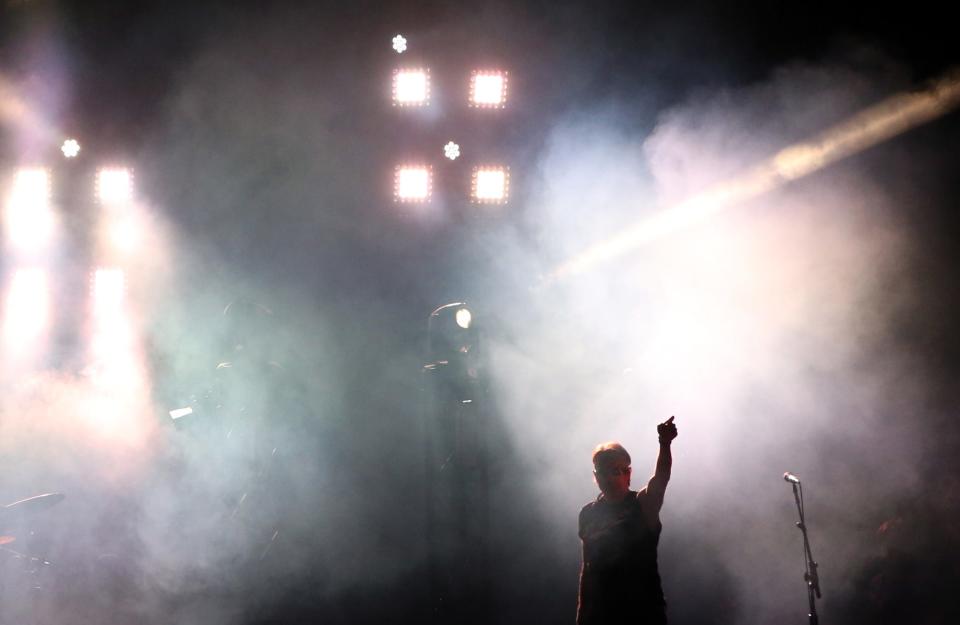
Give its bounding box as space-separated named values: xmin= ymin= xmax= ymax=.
xmin=2 ymin=2 xmax=960 ymax=624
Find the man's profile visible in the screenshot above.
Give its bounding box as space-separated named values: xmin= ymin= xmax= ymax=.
xmin=577 ymin=416 xmax=678 ymax=625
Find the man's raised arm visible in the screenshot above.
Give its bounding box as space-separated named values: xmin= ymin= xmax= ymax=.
xmin=644 ymin=416 xmax=678 ymax=515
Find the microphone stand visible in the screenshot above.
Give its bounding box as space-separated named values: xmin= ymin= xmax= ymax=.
xmin=791 ymin=481 xmax=821 ymax=625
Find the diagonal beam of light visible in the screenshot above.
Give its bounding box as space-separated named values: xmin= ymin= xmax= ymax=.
xmin=547 ymin=69 xmax=960 ymax=283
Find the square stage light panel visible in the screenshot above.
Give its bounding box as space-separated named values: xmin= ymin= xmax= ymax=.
xmin=470 ymin=71 xmax=507 ymax=107
xmin=393 ymin=69 xmax=430 ymax=106
xmin=472 ymin=167 xmax=509 ymax=203
xmin=395 ymin=166 xmax=432 ymax=202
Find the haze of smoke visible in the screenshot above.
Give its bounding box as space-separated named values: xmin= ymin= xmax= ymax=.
xmin=486 ymin=55 xmax=937 ymax=624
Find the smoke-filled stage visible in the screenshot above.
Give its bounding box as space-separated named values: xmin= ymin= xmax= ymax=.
xmin=2 ymin=2 xmax=960 ymax=624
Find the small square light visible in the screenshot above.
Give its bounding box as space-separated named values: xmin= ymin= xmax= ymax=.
xmin=472 ymin=166 xmax=509 ymax=203
xmin=393 ymin=69 xmax=430 ymax=106
xmin=97 ymin=168 xmax=133 ymax=204
xmin=395 ymin=166 xmax=432 ymax=202
xmin=470 ymin=71 xmax=507 ymax=108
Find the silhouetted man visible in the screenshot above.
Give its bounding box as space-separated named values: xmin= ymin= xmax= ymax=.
xmin=577 ymin=417 xmax=678 ymax=625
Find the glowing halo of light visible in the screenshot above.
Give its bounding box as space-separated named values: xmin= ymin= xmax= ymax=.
xmin=61 ymin=139 xmax=81 ymax=158
xmin=444 ymin=141 xmax=461 ymax=160
xmin=96 ymin=167 xmax=133 ymax=205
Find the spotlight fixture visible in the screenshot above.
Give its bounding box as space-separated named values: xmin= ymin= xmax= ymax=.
xmin=469 ymin=70 xmax=507 ymax=108
xmin=395 ymin=165 xmax=432 ymax=202
xmin=393 ymin=69 xmax=430 ymax=106
xmin=96 ymin=168 xmax=133 ymax=205
xmin=444 ymin=141 xmax=461 ymax=161
xmin=455 ymin=307 xmax=472 ymax=329
xmin=471 ymin=166 xmax=509 ymax=203
xmin=392 ymin=34 xmax=407 ymax=54
xmin=61 ymin=139 xmax=81 ymax=158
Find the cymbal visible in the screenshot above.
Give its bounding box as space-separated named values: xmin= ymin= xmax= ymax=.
xmin=2 ymin=493 xmax=66 ymax=516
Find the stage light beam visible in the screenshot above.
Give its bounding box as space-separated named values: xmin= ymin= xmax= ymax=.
xmin=547 ymin=68 xmax=960 ymax=282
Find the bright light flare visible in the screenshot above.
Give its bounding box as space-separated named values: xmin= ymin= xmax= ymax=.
xmin=455 ymin=308 xmax=472 ymax=329
xmin=395 ymin=166 xmax=432 ymax=202
xmin=470 ymin=71 xmax=507 ymax=107
xmin=444 ymin=141 xmax=461 ymax=160
xmin=472 ymin=166 xmax=509 ymax=203
xmin=96 ymin=168 xmax=133 ymax=205
xmin=393 ymin=69 xmax=430 ymax=106
xmin=3 ymin=268 xmax=50 ymax=348
xmin=547 ymin=69 xmax=960 ymax=282
xmin=61 ymin=139 xmax=81 ymax=158
xmin=392 ymin=34 xmax=407 ymax=53
xmin=5 ymin=168 xmax=54 ymax=251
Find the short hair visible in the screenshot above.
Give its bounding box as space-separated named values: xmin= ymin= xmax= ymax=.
xmin=592 ymin=442 xmax=631 ymax=469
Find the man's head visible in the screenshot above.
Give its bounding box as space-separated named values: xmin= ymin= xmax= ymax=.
xmin=592 ymin=442 xmax=632 ymax=501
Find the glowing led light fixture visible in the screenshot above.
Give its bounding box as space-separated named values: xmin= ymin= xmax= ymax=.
xmin=5 ymin=168 xmax=54 ymax=250
xmin=472 ymin=166 xmax=509 ymax=203
xmin=455 ymin=307 xmax=472 ymax=329
xmin=61 ymin=139 xmax=81 ymax=158
xmin=444 ymin=141 xmax=461 ymax=160
xmin=96 ymin=168 xmax=133 ymax=204
xmin=393 ymin=69 xmax=430 ymax=106
xmin=470 ymin=71 xmax=507 ymax=108
xmin=395 ymin=166 xmax=432 ymax=202
xmin=392 ymin=34 xmax=407 ymax=54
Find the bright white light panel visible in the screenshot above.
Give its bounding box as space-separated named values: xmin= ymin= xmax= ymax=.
xmin=97 ymin=168 xmax=133 ymax=204
xmin=470 ymin=71 xmax=507 ymax=108
xmin=472 ymin=166 xmax=509 ymax=203
xmin=393 ymin=69 xmax=430 ymax=106
xmin=395 ymin=166 xmax=432 ymax=202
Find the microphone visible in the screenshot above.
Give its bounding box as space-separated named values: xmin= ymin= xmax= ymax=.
xmin=783 ymin=472 xmax=801 ymax=484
